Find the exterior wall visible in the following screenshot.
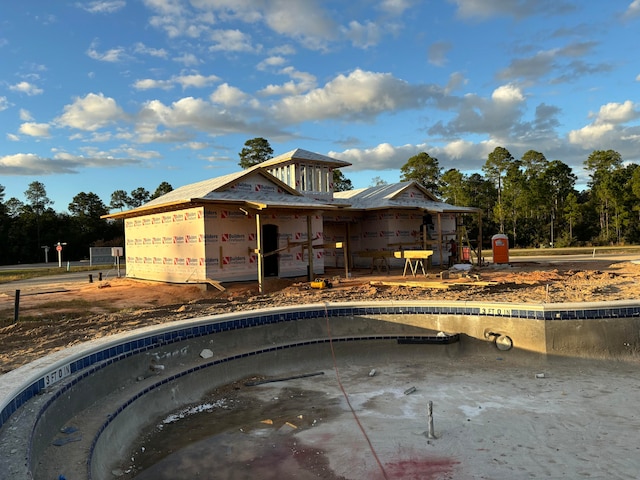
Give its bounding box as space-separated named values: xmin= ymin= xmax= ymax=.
xmin=276 ymin=212 xmax=324 ymax=277
xmin=124 ymin=208 xmax=206 ymax=283
xmin=324 ymin=209 xmax=457 ymax=269
xmin=202 ymin=207 xmax=324 ymax=282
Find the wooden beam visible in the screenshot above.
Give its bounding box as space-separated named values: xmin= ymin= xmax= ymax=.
xmin=256 ymin=212 xmax=264 ymax=294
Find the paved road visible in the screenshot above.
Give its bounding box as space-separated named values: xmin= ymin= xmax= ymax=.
xmin=0 ymin=264 xmax=124 ymax=295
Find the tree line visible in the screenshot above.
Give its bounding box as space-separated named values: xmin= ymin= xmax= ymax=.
xmin=399 ymin=147 xmax=640 ymax=249
xmin=0 ymin=139 xmax=636 ymax=265
xmin=0 ymin=181 xmax=173 ymax=265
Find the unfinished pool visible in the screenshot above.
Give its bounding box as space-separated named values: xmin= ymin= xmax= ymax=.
xmin=2 ymin=299 xmax=640 ymax=479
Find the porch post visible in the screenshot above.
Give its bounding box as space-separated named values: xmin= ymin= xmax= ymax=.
xmin=436 ymin=213 xmax=443 ymax=266
xmin=477 ymin=212 xmax=483 ymax=266
xmin=256 ymin=212 xmax=264 ymax=293
xmin=307 ymin=214 xmax=314 ymax=281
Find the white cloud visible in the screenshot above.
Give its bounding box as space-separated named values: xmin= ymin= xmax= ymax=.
xmin=133 ymin=78 xmax=174 ymax=90
xmin=623 ymin=0 xmax=640 ymax=19
xmin=592 ymin=100 xmax=637 ymax=124
xmin=86 ymin=41 xmax=127 ymax=62
xmin=6 ymin=133 xmax=20 ymax=141
xmin=19 ymin=122 xmax=51 ymax=137
xmin=341 ymin=20 xmax=382 ymax=48
xmin=78 ymin=1 xmax=126 ymax=14
xmin=9 ymin=81 xmax=43 ymax=96
xmin=492 ymin=84 xmax=525 ymax=103
xmin=173 ymin=53 xmax=201 ymax=66
xmin=19 ymin=109 xmax=33 ymax=121
xmin=174 ymin=73 xmax=220 ymax=89
xmin=259 ymin=67 xmax=317 ymax=96
xmin=379 ymin=0 xmax=414 ymax=16
xmin=133 ymin=42 xmax=169 ymax=58
xmin=210 ymin=83 xmax=249 ymax=106
xmin=568 ymin=101 xmax=639 ymax=149
xmin=56 ymin=93 xmax=126 ymax=131
xmin=0 ymin=96 xmax=9 ymax=111
xmin=568 ymin=123 xmax=615 ymax=147
xmin=209 ymin=29 xmax=256 ymax=52
xmin=272 ymin=68 xmax=442 ymax=123
xmin=257 ymin=56 xmax=287 ymax=71
xmin=133 ymin=73 xmax=220 ymax=90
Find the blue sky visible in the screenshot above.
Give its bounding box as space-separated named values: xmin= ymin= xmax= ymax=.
xmin=2 ymin=0 xmax=640 ymax=212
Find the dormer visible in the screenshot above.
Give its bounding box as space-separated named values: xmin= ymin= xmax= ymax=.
xmin=258 ymin=148 xmax=351 ymax=201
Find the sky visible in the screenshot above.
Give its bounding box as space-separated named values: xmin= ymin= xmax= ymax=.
xmin=1 ymin=0 xmax=640 ymax=213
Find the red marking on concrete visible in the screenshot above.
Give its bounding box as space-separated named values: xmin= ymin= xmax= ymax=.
xmin=385 ymin=457 xmax=459 ymax=479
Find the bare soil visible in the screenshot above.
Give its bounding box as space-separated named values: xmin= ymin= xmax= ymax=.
xmin=2 ymin=259 xmax=640 ymax=374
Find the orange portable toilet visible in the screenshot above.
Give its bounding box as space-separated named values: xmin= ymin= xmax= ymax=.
xmin=491 ymin=234 xmax=509 ymax=264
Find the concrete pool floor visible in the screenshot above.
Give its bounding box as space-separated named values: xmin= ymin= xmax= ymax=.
xmin=22 ymin=340 xmax=640 ymax=480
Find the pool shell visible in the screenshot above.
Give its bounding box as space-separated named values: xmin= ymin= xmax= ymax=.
xmin=1 ymin=299 xmax=640 ymax=479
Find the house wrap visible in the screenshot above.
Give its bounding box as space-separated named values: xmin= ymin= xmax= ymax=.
xmin=104 ymin=148 xmax=481 ymax=287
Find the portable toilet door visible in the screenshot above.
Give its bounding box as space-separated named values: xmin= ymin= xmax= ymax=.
xmin=491 ymin=234 xmax=509 ymax=264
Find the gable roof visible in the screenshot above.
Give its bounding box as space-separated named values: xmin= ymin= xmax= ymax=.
xmin=104 ymin=167 xmax=334 ymax=219
xmin=333 ymin=181 xmax=481 ymax=214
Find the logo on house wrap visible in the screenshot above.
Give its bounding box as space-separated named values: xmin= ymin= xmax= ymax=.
xmin=249 ymin=253 xmax=257 ymax=264
xmin=185 ymin=234 xmax=198 ymax=244
xmin=222 ymin=233 xmax=245 ymax=243
xmin=184 ymin=211 xmax=199 ymax=221
xmin=221 ymin=210 xmax=246 ymax=220
xmin=143 ymin=237 xmax=152 ymax=245
xmin=395 ymin=212 xmax=410 ymax=220
xmin=316 ymin=251 xmax=323 ymax=259
xmin=231 ymin=181 xmax=253 ymax=193
xmin=363 ymin=230 xmax=378 ymax=238
xmin=185 ymin=257 xmax=198 ymax=266
xmin=173 ymin=214 xmax=184 ymax=223
xmin=153 ymin=257 xmax=163 ymax=265
xmin=223 ymin=256 xmax=246 ymax=265
xmin=143 ymin=218 xmax=152 ymax=226
xmin=135 ymin=238 xmax=143 ymax=245
xmin=279 ymin=232 xmax=292 ymax=241
xmin=255 ymin=183 xmax=277 ymax=194
xmin=248 ymin=232 xmax=255 ymax=242
xmin=296 ymin=252 xmax=303 ymax=261
xmin=204 ymin=209 xmax=218 ymax=219
xmin=125 ymin=220 xmax=134 ymax=228
xmin=204 ymin=233 xmax=219 ymax=242
xmin=173 ymin=236 xmax=185 ymax=244
xmin=152 ymin=216 xmax=161 ymax=224
xmin=396 ymin=230 xmax=411 ymax=238
xmin=379 ymin=230 xmax=395 ymax=238
xmin=162 ymin=215 xmax=172 ymax=223
xmin=152 ymin=237 xmax=162 ymax=245
xmin=174 ymin=257 xmax=186 ymax=266
xmin=209 ymin=257 xmax=220 ymax=266
xmin=295 ymin=232 xmax=308 ymax=240
xmin=162 ymin=236 xmax=173 ymax=244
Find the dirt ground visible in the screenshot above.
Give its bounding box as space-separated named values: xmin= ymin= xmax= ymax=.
xmin=2 ymin=258 xmax=640 ymax=374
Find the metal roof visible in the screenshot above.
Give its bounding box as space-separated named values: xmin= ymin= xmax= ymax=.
xmin=333 ymin=181 xmax=481 ymax=213
xmin=259 ymin=148 xmax=351 ymax=169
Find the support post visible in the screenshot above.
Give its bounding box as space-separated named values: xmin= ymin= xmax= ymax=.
xmin=307 ymin=214 xmax=314 ymax=281
xmin=436 ymin=213 xmax=443 ymax=267
xmin=477 ymin=212 xmax=483 ymax=266
xmin=14 ymin=290 xmax=20 ymax=324
xmin=256 ymin=213 xmax=264 ymax=294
